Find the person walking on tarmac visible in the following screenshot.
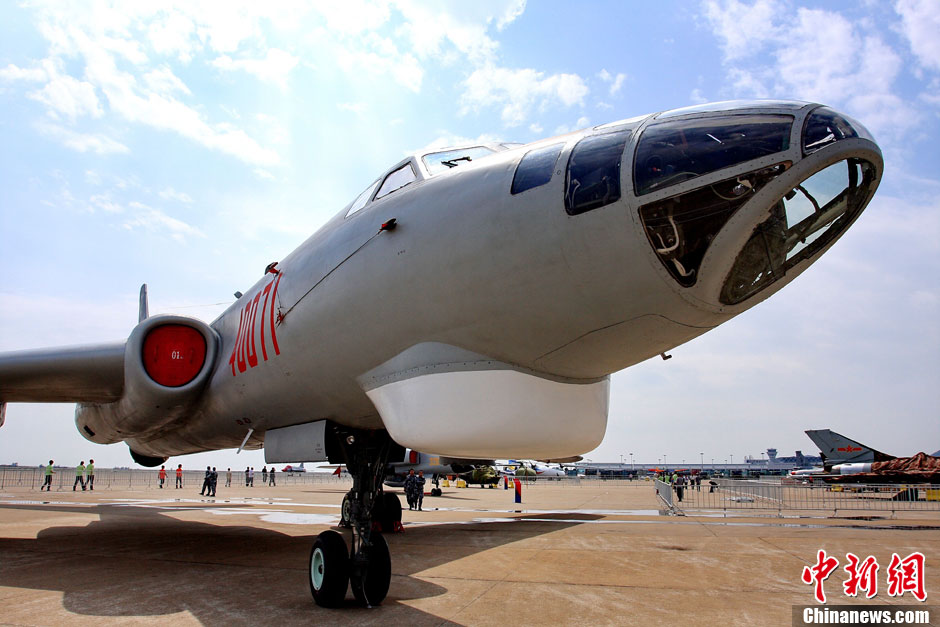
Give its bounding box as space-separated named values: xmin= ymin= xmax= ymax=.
xmin=208 ymin=467 xmax=218 ymax=497
xmin=158 ymin=465 xmax=167 ymax=489
xmin=200 ymin=466 xmax=211 ymax=495
xmin=262 ymin=466 xmax=268 ymax=484
xmin=225 ymin=468 xmax=232 ymax=487
xmin=86 ymin=459 xmax=95 ymax=490
xmin=73 ymin=461 xmax=86 ymax=491
xmin=42 ymin=460 xmax=54 ymax=491
xmin=268 ymin=467 xmax=275 ymax=486
xmin=415 ymin=470 xmax=427 ymax=511
xmin=175 ymin=464 xmax=183 ymax=489
xmin=404 ymin=469 xmax=417 ymax=510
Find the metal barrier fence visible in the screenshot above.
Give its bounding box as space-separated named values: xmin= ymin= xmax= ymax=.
xmin=0 ymin=467 xmax=352 ymax=491
xmin=654 ymin=479 xmax=674 ymax=511
xmin=668 ymin=479 xmax=940 ymax=515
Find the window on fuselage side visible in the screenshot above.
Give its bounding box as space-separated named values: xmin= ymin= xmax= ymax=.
xmin=511 ymin=143 xmax=564 ymax=195
xmin=565 ymin=130 xmax=631 ymax=215
xmin=375 ymin=162 xmax=417 ymax=200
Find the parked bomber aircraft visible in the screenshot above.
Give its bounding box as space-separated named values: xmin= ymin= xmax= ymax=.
xmin=0 ymin=100 xmax=883 ymax=608
xmin=797 ymin=429 xmax=940 ymax=483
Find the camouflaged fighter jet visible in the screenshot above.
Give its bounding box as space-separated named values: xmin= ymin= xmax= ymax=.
xmin=0 ymin=100 xmax=883 ymax=607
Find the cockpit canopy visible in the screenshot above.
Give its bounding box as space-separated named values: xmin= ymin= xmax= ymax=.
xmin=345 ymin=143 xmax=511 ymax=218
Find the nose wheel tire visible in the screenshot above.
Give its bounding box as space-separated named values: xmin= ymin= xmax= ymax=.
xmin=309 ymin=530 xmax=349 ymax=608
xmin=340 ymin=491 xmax=353 ymax=528
xmin=350 ymin=531 xmax=391 ymax=606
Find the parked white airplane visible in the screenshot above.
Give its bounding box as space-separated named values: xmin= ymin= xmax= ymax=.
xmin=0 ymin=100 xmax=883 ymax=607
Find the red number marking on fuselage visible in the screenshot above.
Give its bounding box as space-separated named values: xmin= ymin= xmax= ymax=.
xmin=229 ymin=274 xmax=282 ymax=377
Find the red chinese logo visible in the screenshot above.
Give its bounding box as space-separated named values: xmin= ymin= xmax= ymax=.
xmin=802 ymin=549 xmax=840 ymax=603
xmin=887 ymin=552 xmax=926 ymax=602
xmin=843 ymin=553 xmax=879 ymax=599
xmin=802 ymin=550 xmax=927 ymax=603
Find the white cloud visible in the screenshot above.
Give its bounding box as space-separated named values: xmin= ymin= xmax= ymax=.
xmin=35 ymin=121 xmax=129 ymax=154
xmin=701 ymin=1 xmax=919 ymax=141
xmin=158 ymin=187 xmax=194 ymax=204
xmin=29 ymin=72 xmax=102 ymax=121
xmin=123 ymin=202 xmax=205 ymax=241
xmin=461 ymin=66 xmax=588 ymax=127
xmin=393 ymin=1 xmax=522 ymax=64
xmin=143 ymin=66 xmax=192 ymax=96
xmin=597 ymin=69 xmax=626 ymax=96
xmin=88 ymin=192 xmax=124 ymax=213
xmin=212 ymin=48 xmax=299 ymax=87
xmin=689 ymin=88 xmax=708 ymax=104
xmin=0 ymin=63 xmax=47 ymax=82
xmin=895 ymin=0 xmax=940 ymax=72
xmin=702 ymin=0 xmax=782 ymax=61
xmin=332 ymin=33 xmax=424 ymax=92
xmin=338 ymin=102 xmax=368 ymax=114
xmin=12 ymin=3 xmax=283 ymax=168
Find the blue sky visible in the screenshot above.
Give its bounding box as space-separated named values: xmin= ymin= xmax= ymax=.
xmin=0 ymin=0 xmax=938 ymax=470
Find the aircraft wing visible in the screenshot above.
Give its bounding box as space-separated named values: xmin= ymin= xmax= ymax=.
xmin=0 ymin=343 xmax=125 ymax=403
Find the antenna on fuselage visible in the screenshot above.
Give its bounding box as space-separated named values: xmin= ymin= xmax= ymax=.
xmin=139 ymin=284 xmax=149 ymax=323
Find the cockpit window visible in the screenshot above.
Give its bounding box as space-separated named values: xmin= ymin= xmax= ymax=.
xmin=565 ymin=130 xmax=631 ymax=215
xmin=375 ymin=162 xmax=417 ymax=200
xmin=802 ymin=107 xmax=873 ymax=154
xmin=634 ymin=115 xmax=793 ymax=196
xmin=345 ymin=179 xmax=380 ymax=218
xmin=511 ymin=143 xmax=564 ymax=195
xmin=422 ymin=146 xmax=496 ymax=175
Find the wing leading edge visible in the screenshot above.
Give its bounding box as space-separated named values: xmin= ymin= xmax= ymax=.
xmin=0 ymin=343 xmax=125 ymax=403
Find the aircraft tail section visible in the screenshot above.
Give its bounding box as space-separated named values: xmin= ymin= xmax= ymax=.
xmin=805 ymin=429 xmax=896 ymax=468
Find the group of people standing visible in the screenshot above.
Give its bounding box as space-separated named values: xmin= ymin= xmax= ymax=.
xmin=663 ymin=472 xmax=705 ymax=502
xmin=241 ymin=466 xmax=276 ymax=487
xmin=404 ymin=469 xmax=426 ymax=511
xmin=39 ymin=461 xmax=279 ymax=494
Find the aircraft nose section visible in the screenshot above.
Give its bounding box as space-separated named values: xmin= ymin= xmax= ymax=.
xmin=634 ymin=104 xmax=883 ymax=313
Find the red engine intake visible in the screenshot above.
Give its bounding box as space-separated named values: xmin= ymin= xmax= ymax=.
xmin=142 ymin=324 xmax=207 ymax=387
xmin=75 ymin=314 xmax=219 ymax=445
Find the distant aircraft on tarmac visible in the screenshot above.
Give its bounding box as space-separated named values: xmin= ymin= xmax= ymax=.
xmin=0 ymin=100 xmax=884 ymax=607
xmin=383 ymin=449 xmax=494 ymax=494
xmin=500 ymin=460 xmax=567 ymax=478
xmin=793 ymin=429 xmax=940 ymax=483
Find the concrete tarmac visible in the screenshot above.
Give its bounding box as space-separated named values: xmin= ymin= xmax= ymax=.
xmin=0 ymin=480 xmax=937 ymax=626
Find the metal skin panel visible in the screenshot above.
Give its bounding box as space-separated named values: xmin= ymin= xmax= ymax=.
xmin=0 ymin=101 xmax=884 ymax=463
xmin=264 ymin=420 xmax=328 ymax=464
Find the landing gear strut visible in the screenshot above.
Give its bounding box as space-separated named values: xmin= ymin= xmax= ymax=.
xmin=308 ymin=427 xmax=402 ymax=608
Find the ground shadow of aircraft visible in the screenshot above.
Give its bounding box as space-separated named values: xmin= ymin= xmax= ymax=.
xmin=0 ymin=501 xmax=598 ymax=621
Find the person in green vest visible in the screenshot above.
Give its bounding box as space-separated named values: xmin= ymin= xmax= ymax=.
xmin=73 ymin=461 xmax=86 ymax=491
xmin=86 ymin=459 xmax=95 ymax=491
xmin=42 ymin=460 xmax=54 ymax=491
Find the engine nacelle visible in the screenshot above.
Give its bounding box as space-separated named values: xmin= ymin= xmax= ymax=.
xmin=76 ymin=315 xmax=219 ymax=444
